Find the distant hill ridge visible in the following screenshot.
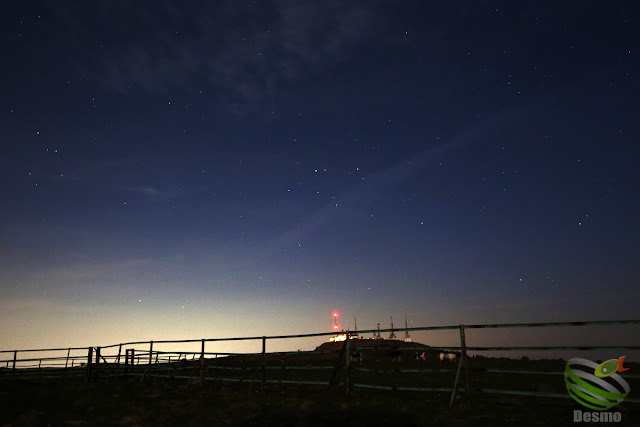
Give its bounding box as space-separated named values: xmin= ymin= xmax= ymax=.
xmin=315 ymin=338 xmax=431 ymax=352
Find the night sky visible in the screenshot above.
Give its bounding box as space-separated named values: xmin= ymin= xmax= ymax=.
xmin=1 ymin=2 xmax=639 ymax=355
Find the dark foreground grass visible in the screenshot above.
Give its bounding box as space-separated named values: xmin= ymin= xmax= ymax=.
xmin=0 ymin=378 xmax=638 ymax=426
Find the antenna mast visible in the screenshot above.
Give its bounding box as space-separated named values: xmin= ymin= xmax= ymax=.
xmin=389 ymin=316 xmax=397 ymax=339
xmin=404 ymin=313 xmax=411 ymax=342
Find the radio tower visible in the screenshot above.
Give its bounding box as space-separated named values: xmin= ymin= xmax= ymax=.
xmin=404 ymin=313 xmax=411 ymax=342
xmin=389 ymin=316 xmax=397 ymax=339
xmin=374 ymin=323 xmax=382 ymax=340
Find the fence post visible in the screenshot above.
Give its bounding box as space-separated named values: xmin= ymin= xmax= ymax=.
xmin=459 ymin=325 xmax=472 ymax=400
xmin=12 ymin=350 xmax=17 ymax=373
xmin=148 ymin=341 xmax=153 ymax=380
xmin=115 ymin=344 xmax=122 ymax=380
xmin=200 ymin=339 xmax=205 ymax=384
xmin=345 ymin=331 xmax=351 ymax=397
xmin=449 ymin=349 xmax=465 ymax=407
xmin=327 ymin=338 xmax=349 ymax=391
xmin=85 ymin=347 xmax=93 ymax=384
xmin=65 ymin=348 xmax=70 ymax=369
xmin=261 ymin=336 xmax=266 ymax=392
xmin=94 ymin=347 xmax=101 ymax=382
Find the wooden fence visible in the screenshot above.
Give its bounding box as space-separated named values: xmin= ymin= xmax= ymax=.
xmin=1 ymin=319 xmax=639 ymax=407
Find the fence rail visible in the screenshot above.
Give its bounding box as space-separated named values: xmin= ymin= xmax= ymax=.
xmin=2 ymin=319 xmax=639 ymax=408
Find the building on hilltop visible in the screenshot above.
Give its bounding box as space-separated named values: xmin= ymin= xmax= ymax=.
xmin=328 ymin=331 xmax=362 ymax=342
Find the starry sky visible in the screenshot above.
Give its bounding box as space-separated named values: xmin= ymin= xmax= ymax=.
xmin=1 ymin=1 xmax=639 ymax=355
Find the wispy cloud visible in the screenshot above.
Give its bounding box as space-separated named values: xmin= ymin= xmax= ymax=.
xmin=126 ymin=185 xmax=184 ymax=202
xmin=46 ymin=1 xmax=384 ymax=110
xmin=250 ymin=110 xmax=525 ymax=263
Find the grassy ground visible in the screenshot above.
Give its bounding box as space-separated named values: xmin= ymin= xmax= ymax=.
xmin=2 ymin=353 xmax=638 ymax=426
xmin=0 ymin=377 xmax=638 ymax=426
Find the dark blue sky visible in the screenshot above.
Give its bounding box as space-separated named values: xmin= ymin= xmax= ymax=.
xmin=1 ymin=1 xmax=638 ymax=351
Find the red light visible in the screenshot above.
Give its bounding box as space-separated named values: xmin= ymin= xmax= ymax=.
xmin=333 ymin=312 xmax=338 ymax=317
xmin=334 ymin=324 xmax=339 ymax=329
